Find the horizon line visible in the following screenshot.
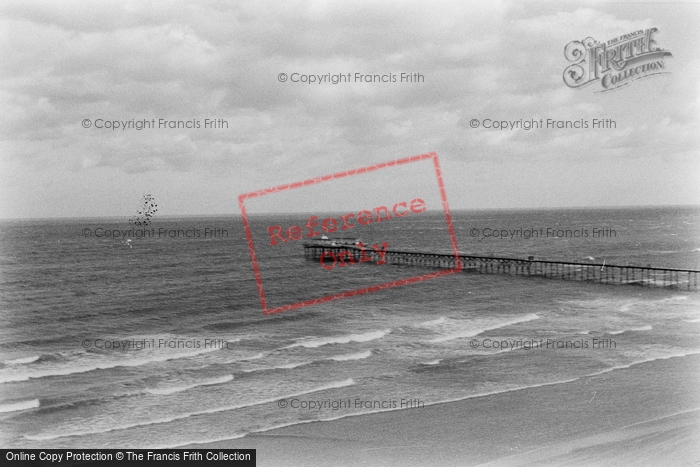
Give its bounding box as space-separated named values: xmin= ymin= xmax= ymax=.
xmin=1 ymin=203 xmax=699 ymax=222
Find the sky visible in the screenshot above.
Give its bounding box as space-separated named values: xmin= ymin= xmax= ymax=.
xmin=1 ymin=0 xmax=698 ymax=219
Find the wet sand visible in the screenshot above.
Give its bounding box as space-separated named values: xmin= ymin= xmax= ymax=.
xmin=189 ymin=354 xmax=700 ymax=466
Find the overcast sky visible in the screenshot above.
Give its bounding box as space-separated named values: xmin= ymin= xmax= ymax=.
xmin=1 ymin=0 xmax=698 ymax=219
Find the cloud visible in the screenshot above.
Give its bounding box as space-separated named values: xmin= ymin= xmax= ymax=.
xmin=1 ymin=0 xmax=697 ymax=217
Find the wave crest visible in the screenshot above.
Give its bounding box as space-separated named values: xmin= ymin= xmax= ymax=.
xmin=608 ymin=325 xmax=652 ymax=335
xmin=145 ymin=375 xmax=233 ymax=395
xmin=0 ymin=399 xmax=40 ymax=413
xmin=23 ymin=378 xmax=355 ymax=441
xmin=284 ymin=330 xmax=389 ymax=349
xmin=4 ymin=356 xmax=41 ymax=365
xmin=329 ymin=350 xmax=372 ymax=361
xmin=427 ymin=314 xmax=539 ymax=343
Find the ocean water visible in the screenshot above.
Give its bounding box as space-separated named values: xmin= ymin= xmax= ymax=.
xmin=0 ymin=206 xmax=699 ymax=448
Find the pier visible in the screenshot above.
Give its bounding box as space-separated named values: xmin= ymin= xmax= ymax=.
xmin=303 ymin=242 xmax=700 ymax=291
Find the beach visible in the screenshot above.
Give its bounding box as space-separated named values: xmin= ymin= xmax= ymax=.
xmin=1 ymin=209 xmax=699 ymax=460
xmin=192 ymin=353 xmax=700 ymax=466
xmin=3 ymin=2 xmax=700 ymax=466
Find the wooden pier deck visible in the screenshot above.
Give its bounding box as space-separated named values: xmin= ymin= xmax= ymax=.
xmin=303 ymin=243 xmax=700 ymax=291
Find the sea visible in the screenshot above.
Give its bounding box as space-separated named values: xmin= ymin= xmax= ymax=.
xmin=1 ymin=206 xmax=699 ymax=448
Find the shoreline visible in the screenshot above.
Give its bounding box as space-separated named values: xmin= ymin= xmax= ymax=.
xmin=188 ymin=353 xmax=700 ymax=466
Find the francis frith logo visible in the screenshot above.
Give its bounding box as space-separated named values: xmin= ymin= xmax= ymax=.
xmin=563 ymin=28 xmax=672 ymax=92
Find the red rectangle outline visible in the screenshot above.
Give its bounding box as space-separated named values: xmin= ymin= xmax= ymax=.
xmin=238 ymin=152 xmax=463 ymax=314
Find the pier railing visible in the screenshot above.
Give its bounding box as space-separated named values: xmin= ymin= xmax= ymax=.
xmin=303 ymin=243 xmax=700 ymax=291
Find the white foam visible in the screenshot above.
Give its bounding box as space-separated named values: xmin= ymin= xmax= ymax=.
xmin=243 ymin=350 xmax=371 ymax=371
xmin=162 ymin=353 xmax=700 ymax=449
xmin=427 ymin=314 xmax=539 ymax=343
xmin=22 ymin=378 xmax=355 ymax=441
xmin=4 ymin=356 xmax=40 ymax=365
xmin=187 ymin=378 xmax=584 ymax=447
xmin=585 ymin=351 xmax=700 ymax=377
xmin=241 ymin=361 xmax=311 ymax=373
xmin=329 ymin=350 xmax=372 ymax=361
xmin=0 ymin=399 xmax=40 ymax=413
xmin=421 ymin=359 xmax=441 ymax=365
xmin=285 ymin=330 xmax=390 ymax=349
xmin=145 ymin=375 xmax=233 ymax=395
xmin=0 ymin=347 xmax=221 ymax=384
xmin=420 ymin=317 xmax=446 ymax=326
xmin=608 ymin=325 xmax=652 ymax=335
